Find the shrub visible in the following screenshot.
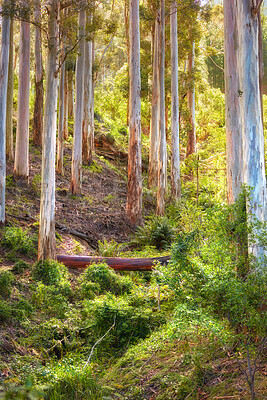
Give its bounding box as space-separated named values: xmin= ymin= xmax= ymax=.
xmin=32 ymin=260 xmax=70 ymax=288
xmin=0 ymin=271 xmax=15 ymax=298
xmin=32 ymin=283 xmax=71 ymax=319
xmin=0 ymin=299 xmax=12 ymax=322
xmin=78 ymin=262 xmax=133 ymax=297
xmin=134 ymin=216 xmax=175 ymax=250
xmin=1 ymin=227 xmax=35 ymax=259
xmin=82 ymin=294 xmax=164 ymax=354
xmin=12 ymin=260 xmax=30 ymax=275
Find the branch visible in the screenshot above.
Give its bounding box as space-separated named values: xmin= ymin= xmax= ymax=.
xmin=252 ymin=0 xmax=264 ymax=17
xmin=94 ymin=36 xmax=115 ymax=82
xmin=83 ymin=316 xmax=116 ymax=370
xmin=57 ymin=34 xmax=85 ymax=73
xmin=208 ymin=55 xmax=224 ymax=72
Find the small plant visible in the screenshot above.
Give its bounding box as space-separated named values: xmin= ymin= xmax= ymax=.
xmin=0 ymin=271 xmax=15 ymax=298
xmin=12 ymin=260 xmax=30 ymax=275
xmin=1 ymin=227 xmax=35 ymax=260
xmin=98 ymin=238 xmax=125 ymax=257
xmin=134 ymin=216 xmax=175 ymax=250
xmin=32 ymin=260 xmax=70 ymax=287
xmin=0 ymin=299 xmax=12 ymax=322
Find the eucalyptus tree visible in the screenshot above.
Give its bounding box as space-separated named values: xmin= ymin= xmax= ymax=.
xmin=156 ymin=0 xmax=166 ymax=215
xmin=70 ymin=8 xmax=86 ymax=195
xmin=38 ymin=0 xmax=60 ymax=260
xmin=0 ymin=0 xmax=10 ymax=224
xmin=186 ymin=40 xmax=196 ymax=157
xmin=126 ymin=0 xmax=142 ymax=224
xmin=170 ymin=1 xmax=181 ymax=201
xmin=6 ymin=15 xmax=14 ymax=160
xmin=14 ymin=0 xmax=30 ymax=184
xmin=33 ymin=0 xmax=44 ymax=147
xmin=57 ymin=42 xmax=65 ymax=175
xmin=224 ymin=0 xmax=266 ymax=258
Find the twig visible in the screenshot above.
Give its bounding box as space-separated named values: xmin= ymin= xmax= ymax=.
xmin=252 ymin=0 xmax=264 ymax=17
xmin=83 ymin=316 xmax=116 ymax=370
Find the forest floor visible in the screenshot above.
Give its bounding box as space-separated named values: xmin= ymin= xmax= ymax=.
xmin=0 ymin=131 xmax=266 ymax=400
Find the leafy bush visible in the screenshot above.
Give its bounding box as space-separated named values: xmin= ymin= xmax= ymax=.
xmin=0 ymin=271 xmax=15 ymax=298
xmin=32 ymin=283 xmax=71 ymax=319
xmin=13 ymin=298 xmax=33 ymax=320
xmin=82 ymin=294 xmax=164 ymax=354
xmin=98 ymin=238 xmax=125 ymax=257
xmin=12 ymin=260 xmax=30 ymax=275
xmin=78 ymin=262 xmax=133 ymax=297
xmin=1 ymin=227 xmax=35 ymax=260
xmin=0 ymin=299 xmax=12 ymax=322
xmin=134 ymin=216 xmax=175 ymax=250
xmin=32 ymin=260 xmax=70 ymax=288
xmin=0 ymin=377 xmax=46 ymax=399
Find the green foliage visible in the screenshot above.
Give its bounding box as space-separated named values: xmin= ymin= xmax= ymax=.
xmin=32 ymin=283 xmax=71 ymax=319
xmin=0 ymin=299 xmax=12 ymax=322
xmin=1 ymin=227 xmax=35 ymax=260
xmin=0 ymin=271 xmax=15 ymax=298
xmin=32 ymin=260 xmax=70 ymax=288
xmin=82 ymin=294 xmax=164 ymax=354
xmin=78 ymin=262 xmax=133 ymax=298
xmin=98 ymin=239 xmax=125 ymax=257
xmin=12 ymin=260 xmax=30 ymax=275
xmin=0 ymin=377 xmax=46 ymax=400
xmin=134 ymin=216 xmax=176 ymax=250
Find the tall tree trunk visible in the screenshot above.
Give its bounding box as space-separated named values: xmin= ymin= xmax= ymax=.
xmin=33 ymin=0 xmax=43 ymax=147
xmin=57 ymin=45 xmax=65 ymax=175
xmin=70 ymin=9 xmax=86 ymax=195
xmin=170 ymin=1 xmax=181 ymax=201
xmin=82 ymin=18 xmax=94 ymax=165
xmin=148 ymin=12 xmax=159 ymax=189
xmin=68 ymin=69 xmax=74 ymax=119
xmin=0 ymin=11 xmax=10 ymax=224
xmin=224 ymin=0 xmax=242 ymax=203
xmin=186 ymin=41 xmax=196 ymax=158
xmin=63 ymin=68 xmax=68 ymax=140
xmin=126 ymin=0 xmax=142 ymax=224
xmin=14 ymin=11 xmax=30 ymax=183
xmin=6 ymin=17 xmax=13 ymax=160
xmin=157 ymin=0 xmax=166 ymax=216
xmin=38 ymin=0 xmax=59 ymax=260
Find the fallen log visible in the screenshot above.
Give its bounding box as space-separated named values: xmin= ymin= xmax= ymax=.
xmin=57 ymin=255 xmax=170 ymax=271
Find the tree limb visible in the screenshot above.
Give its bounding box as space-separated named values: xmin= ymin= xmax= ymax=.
xmin=252 ymin=0 xmax=264 ymax=17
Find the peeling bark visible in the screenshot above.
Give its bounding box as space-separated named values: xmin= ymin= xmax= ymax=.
xmin=33 ymin=0 xmax=43 ymax=147
xmin=6 ymin=17 xmax=13 ymax=160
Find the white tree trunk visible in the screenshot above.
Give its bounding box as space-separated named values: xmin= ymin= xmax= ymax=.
xmin=82 ymin=22 xmax=94 ymax=165
xmin=0 ymin=12 xmax=10 ymax=224
xmin=224 ymin=0 xmax=243 ymax=203
xmin=148 ymin=11 xmax=159 ymax=189
xmin=14 ymin=15 xmax=30 ymax=183
xmin=186 ymin=41 xmax=196 ymax=158
xmin=70 ymin=9 xmax=86 ymax=195
xmin=38 ymin=0 xmax=59 ymax=260
xmin=68 ymin=69 xmax=74 ymax=119
xmin=157 ymin=0 xmax=167 ymax=215
xmin=170 ymin=1 xmax=181 ymax=201
xmin=33 ymin=0 xmax=44 ymax=147
xmin=6 ymin=17 xmax=13 ymax=160
xmin=126 ymin=0 xmax=142 ymax=224
xmin=63 ymin=68 xmax=68 ymax=141
xmin=57 ymin=46 xmax=65 ymax=175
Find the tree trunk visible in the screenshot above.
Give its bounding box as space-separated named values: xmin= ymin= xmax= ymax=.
xmin=186 ymin=41 xmax=196 ymax=158
xmin=237 ymin=1 xmax=266 ymax=258
xmin=170 ymin=1 xmax=181 ymax=201
xmin=82 ymin=18 xmax=94 ymax=165
xmin=38 ymin=0 xmax=59 ymax=261
xmin=70 ymin=9 xmax=86 ymax=195
xmin=157 ymin=0 xmax=166 ymax=216
xmin=6 ymin=17 xmax=13 ymax=160
xmin=63 ymin=68 xmax=68 ymax=141
xmin=14 ymin=14 xmax=30 ymax=183
xmin=148 ymin=11 xmax=159 ymax=189
xmin=0 ymin=12 xmax=10 ymax=224
xmin=57 ymin=45 xmax=65 ymax=175
xmin=33 ymin=0 xmax=43 ymax=147
xmin=68 ymin=69 xmax=74 ymax=119
xmin=126 ymin=0 xmax=142 ymax=224
xmin=224 ymin=0 xmax=242 ymax=203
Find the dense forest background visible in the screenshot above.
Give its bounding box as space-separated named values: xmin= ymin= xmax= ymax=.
xmin=0 ymin=0 xmax=266 ymax=399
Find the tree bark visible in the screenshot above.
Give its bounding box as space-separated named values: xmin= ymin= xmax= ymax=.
xmin=126 ymin=0 xmax=142 ymax=224
xmin=157 ymin=0 xmax=167 ymax=216
xmin=70 ymin=9 xmax=86 ymax=195
xmin=68 ymin=69 xmax=74 ymax=119
xmin=170 ymin=1 xmax=181 ymax=201
xmin=0 ymin=11 xmax=10 ymax=224
xmin=186 ymin=41 xmax=196 ymax=158
xmin=33 ymin=0 xmax=43 ymax=147
xmin=148 ymin=11 xmax=159 ymax=189
xmin=57 ymin=44 xmax=65 ymax=175
xmin=6 ymin=17 xmax=13 ymax=160
xmin=14 ymin=13 xmax=30 ymax=183
xmin=82 ymin=17 xmax=94 ymax=165
xmin=38 ymin=0 xmax=59 ymax=260
xmin=63 ymin=68 xmax=68 ymax=140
